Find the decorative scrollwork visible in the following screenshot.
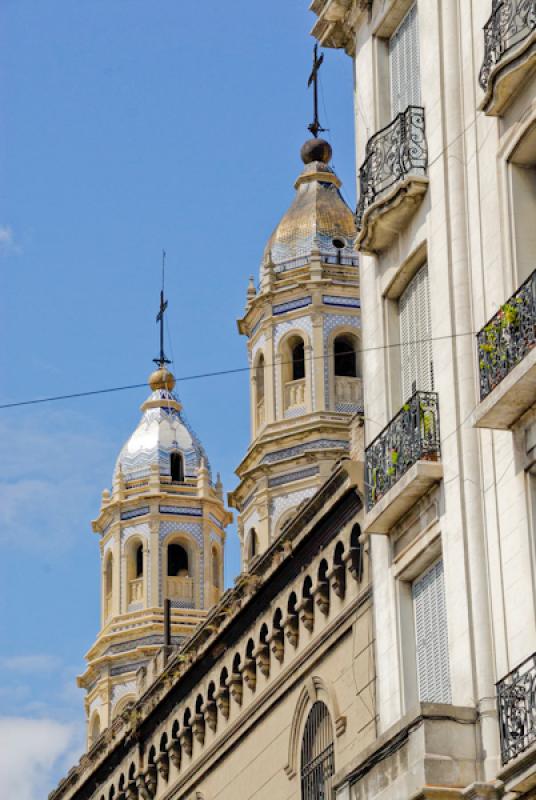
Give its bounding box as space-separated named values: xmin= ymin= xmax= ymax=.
xmin=477 ymin=268 xmax=536 ymax=401
xmin=364 ymin=391 xmax=440 ymax=511
xmin=497 ymin=652 xmax=536 ymax=764
xmin=355 ymin=106 xmax=427 ymax=230
xmin=479 ymin=0 xmax=536 ymax=90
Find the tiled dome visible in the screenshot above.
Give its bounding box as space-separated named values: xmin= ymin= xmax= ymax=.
xmin=261 ymin=141 xmax=357 ymax=280
xmin=114 ymin=386 xmax=210 ymax=483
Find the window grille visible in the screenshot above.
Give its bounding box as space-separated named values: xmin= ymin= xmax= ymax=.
xmin=399 ymin=263 xmax=434 ymax=401
xmin=389 ymin=3 xmax=421 ymax=116
xmin=301 ymin=701 xmax=335 ymax=800
xmin=413 ymin=559 xmax=451 ymax=703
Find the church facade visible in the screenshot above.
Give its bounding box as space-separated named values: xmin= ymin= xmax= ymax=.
xmin=50 ymin=2 xmax=536 ymax=799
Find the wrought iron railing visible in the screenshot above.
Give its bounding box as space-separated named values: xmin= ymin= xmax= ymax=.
xmin=477 ymin=268 xmax=536 ymax=401
xmin=497 ymin=652 xmax=536 ymax=764
xmin=365 ymin=391 xmax=440 ymax=511
xmin=356 ymin=105 xmax=427 ymax=230
xmin=479 ymin=0 xmax=536 ymax=91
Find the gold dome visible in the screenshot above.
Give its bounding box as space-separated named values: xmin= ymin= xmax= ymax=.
xmin=262 ymin=140 xmax=357 ymax=277
xmin=148 ymin=367 xmax=176 ymax=392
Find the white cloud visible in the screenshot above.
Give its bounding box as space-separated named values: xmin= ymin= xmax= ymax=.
xmin=0 ymin=410 xmax=115 ymax=552
xmin=0 ymin=224 xmax=21 ymax=255
xmin=0 ymin=654 xmax=61 ymax=674
xmin=0 ymin=717 xmax=81 ymax=800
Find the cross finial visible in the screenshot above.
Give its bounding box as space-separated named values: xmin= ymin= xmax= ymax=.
xmin=307 ymin=44 xmax=326 ymax=138
xmin=154 ymin=249 xmax=171 ymax=368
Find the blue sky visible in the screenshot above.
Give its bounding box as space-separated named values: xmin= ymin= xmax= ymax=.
xmin=0 ymin=2 xmax=355 ymax=795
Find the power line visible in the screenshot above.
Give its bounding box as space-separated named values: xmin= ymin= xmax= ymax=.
xmin=0 ymin=328 xmax=480 ymax=410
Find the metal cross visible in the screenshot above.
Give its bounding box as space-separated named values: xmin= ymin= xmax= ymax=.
xmin=154 ymin=249 xmax=171 ymax=368
xmin=307 ymin=44 xmax=326 ymax=138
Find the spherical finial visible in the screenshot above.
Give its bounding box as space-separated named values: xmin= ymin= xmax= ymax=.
xmin=300 ymin=138 xmax=332 ymax=165
xmin=149 ymin=366 xmax=176 ymax=392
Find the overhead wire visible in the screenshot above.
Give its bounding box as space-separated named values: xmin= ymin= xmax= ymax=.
xmin=0 ymin=328 xmax=483 ymax=410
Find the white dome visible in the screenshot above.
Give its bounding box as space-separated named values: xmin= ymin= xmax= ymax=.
xmin=114 ymin=388 xmax=210 ymax=483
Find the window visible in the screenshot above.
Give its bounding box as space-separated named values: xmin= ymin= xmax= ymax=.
xmin=301 ymin=701 xmax=335 ymax=800
xmin=170 ymin=452 xmax=184 ymax=482
xmin=389 ymin=4 xmax=420 ymax=116
xmin=212 ymin=546 xmax=220 ymax=588
xmin=89 ymin=713 xmax=100 ymax=746
xmin=334 ymin=335 xmax=357 ymax=377
xmin=256 ymin=354 xmax=265 ymax=402
xmin=413 ymin=559 xmax=451 ymax=703
xmin=246 ymin=528 xmax=258 ymax=565
xmin=168 ymin=544 xmax=189 ymax=577
xmin=105 ymin=554 xmax=113 ymax=595
xmin=292 ymin=341 xmax=305 ymax=381
xmin=509 ymin=122 xmax=536 ymax=285
xmin=135 ymin=544 xmax=143 ymax=578
xmin=399 ymin=263 xmax=433 ymax=401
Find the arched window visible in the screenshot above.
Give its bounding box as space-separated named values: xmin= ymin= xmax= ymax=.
xmin=212 ymin=546 xmax=220 ymax=588
xmin=170 ymin=452 xmax=184 ymax=483
xmin=292 ymin=340 xmax=305 ymax=381
xmin=89 ymin=712 xmax=100 ymax=746
xmin=256 ymin=354 xmax=265 ymax=403
xmin=135 ymin=544 xmax=143 ymax=578
xmin=246 ymin=529 xmax=258 ymax=565
xmin=334 ymin=335 xmax=357 ymax=377
xmin=104 ymin=554 xmax=113 ymax=618
xmin=168 ymin=544 xmax=189 ymax=577
xmin=300 ymin=701 xmax=335 ymax=800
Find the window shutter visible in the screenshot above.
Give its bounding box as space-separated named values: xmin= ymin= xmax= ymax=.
xmin=389 ymin=4 xmax=421 ymax=116
xmin=413 ymin=560 xmax=451 ymax=704
xmin=399 ymin=263 xmax=433 ymax=401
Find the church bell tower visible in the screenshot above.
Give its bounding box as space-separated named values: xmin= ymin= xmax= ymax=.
xmin=229 ymin=135 xmax=361 ymax=568
xmin=79 ymin=289 xmax=231 ymax=747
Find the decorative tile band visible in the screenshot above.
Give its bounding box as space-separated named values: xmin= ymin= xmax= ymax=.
xmin=209 ymin=513 xmax=224 ymax=529
xmin=159 ymin=506 xmax=203 ymax=517
xmin=250 ymin=315 xmax=264 ymax=337
xmin=120 ymin=506 xmax=150 ymax=521
xmin=261 ymin=438 xmax=349 ymax=464
xmin=241 ymin=490 xmax=256 ymax=511
xmin=268 ymin=466 xmax=320 ymax=488
xmin=323 ymin=295 xmax=360 ymax=308
xmin=273 ymin=296 xmax=312 ymax=315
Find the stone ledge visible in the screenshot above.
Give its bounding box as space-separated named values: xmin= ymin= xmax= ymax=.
xmin=356 ymin=176 xmax=429 ymax=255
xmin=363 ymin=460 xmax=443 ymax=535
xmin=472 ymin=346 xmax=536 ymax=431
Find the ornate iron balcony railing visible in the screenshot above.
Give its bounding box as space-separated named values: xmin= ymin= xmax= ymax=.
xmin=479 ymin=0 xmax=536 ymax=90
xmin=356 ymin=105 xmax=427 ymax=230
xmin=477 ymin=268 xmax=536 ymax=401
xmin=365 ymin=391 xmax=440 ymax=511
xmin=497 ymin=652 xmax=536 ymax=765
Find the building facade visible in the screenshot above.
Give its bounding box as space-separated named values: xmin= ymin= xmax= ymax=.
xmin=311 ymin=1 xmax=536 ymax=798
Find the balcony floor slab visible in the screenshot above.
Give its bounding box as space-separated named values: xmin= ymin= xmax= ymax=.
xmin=473 ymin=345 xmax=536 ymax=430
xmin=480 ymin=31 xmax=536 ymax=117
xmin=363 ymin=460 xmax=443 ymax=535
xmin=357 ymin=176 xmax=428 ymax=255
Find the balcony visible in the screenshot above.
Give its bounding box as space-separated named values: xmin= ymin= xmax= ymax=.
xmin=473 ymin=269 xmax=536 ymax=430
xmin=166 ymin=576 xmax=194 ymax=602
xmin=497 ymin=652 xmax=536 ymax=766
xmin=128 ymin=577 xmax=143 ymax=604
xmin=363 ymin=391 xmax=443 ymax=535
xmin=355 ymin=106 xmax=428 ymax=255
xmin=285 ymin=378 xmax=306 ymax=411
xmin=479 ymin=0 xmax=536 ymax=116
